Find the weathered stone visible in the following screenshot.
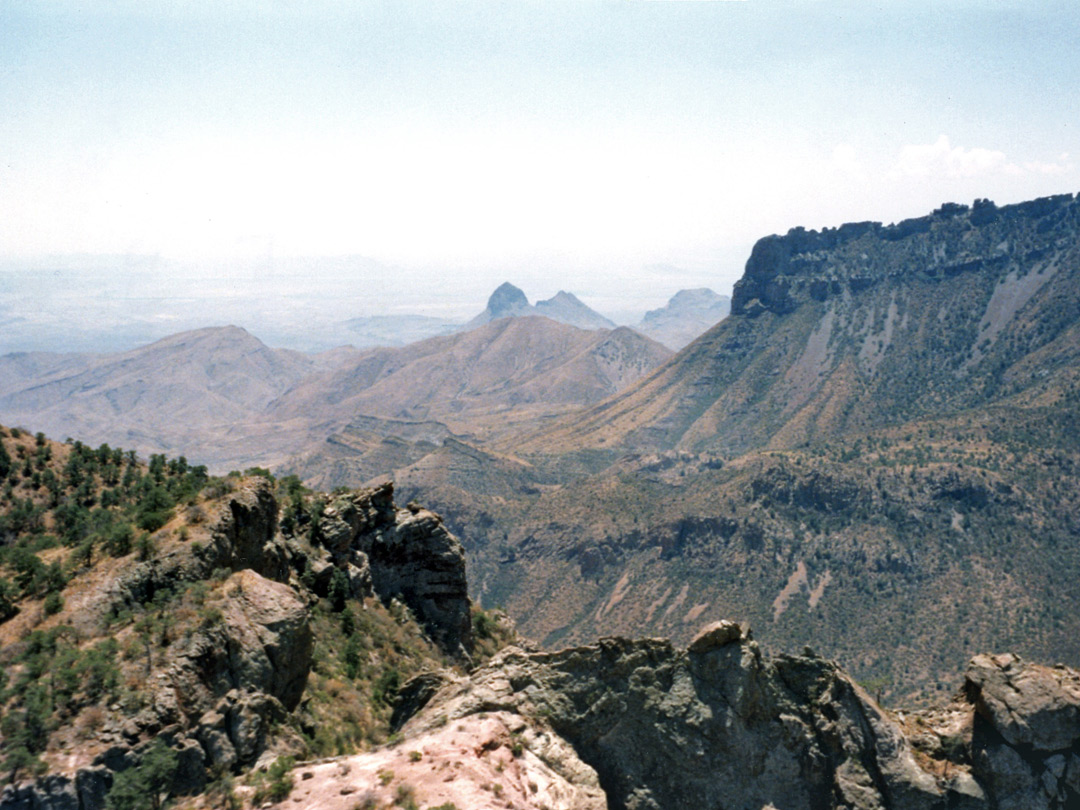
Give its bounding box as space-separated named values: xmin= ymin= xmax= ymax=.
xmin=168 ymin=570 xmax=312 ymax=718
xmin=73 ymin=767 xmax=112 ymax=810
xmin=0 ymin=774 xmax=80 ymax=810
xmin=195 ymin=717 xmax=238 ymax=772
xmin=316 ymin=483 xmax=472 ymax=658
xmin=92 ymin=745 xmax=137 ymax=772
xmin=686 ymin=619 xmax=745 ymax=652
xmin=391 ymin=670 xmax=456 ymax=730
xmin=206 ymin=477 xmax=289 ymax=582
xmin=965 ymin=653 xmax=1080 ymax=751
xmin=169 ymin=739 xmax=208 ymax=796
xmin=400 ymin=633 xmax=1080 ymax=810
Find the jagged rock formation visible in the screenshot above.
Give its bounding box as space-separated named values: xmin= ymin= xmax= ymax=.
xmin=315 ymin=483 xmax=473 ymax=658
xmin=633 ymin=287 xmax=731 ymax=350
xmin=367 ymin=624 xmax=1079 ymax=810
xmin=0 ymin=472 xmax=475 ymax=810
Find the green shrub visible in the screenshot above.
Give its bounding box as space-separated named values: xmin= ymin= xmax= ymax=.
xmin=43 ymin=592 xmax=64 ymax=616
xmin=328 ymin=567 xmax=350 ymax=612
xmin=251 ymin=755 xmax=295 ymax=804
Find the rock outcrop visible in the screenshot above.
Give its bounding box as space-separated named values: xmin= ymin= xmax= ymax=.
xmin=964 ymin=653 xmax=1080 ymax=809
xmin=99 ymin=477 xmax=289 ymax=630
xmin=732 ymin=193 xmax=1078 ymax=317
xmin=316 ymin=482 xmax=472 ymax=658
xmin=378 ymin=627 xmax=1080 ymax=810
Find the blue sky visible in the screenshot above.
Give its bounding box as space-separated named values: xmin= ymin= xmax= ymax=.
xmin=1 ymin=0 xmax=1078 ymax=348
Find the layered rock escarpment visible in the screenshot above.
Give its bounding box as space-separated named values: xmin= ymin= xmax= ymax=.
xmin=732 ymin=194 xmax=1079 ymax=317
xmin=369 ymin=621 xmax=1080 ymax=810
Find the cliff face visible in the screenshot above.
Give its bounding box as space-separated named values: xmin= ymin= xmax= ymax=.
xmin=522 ymin=193 xmax=1080 ymax=457
xmin=733 ymin=196 xmax=1075 ymax=316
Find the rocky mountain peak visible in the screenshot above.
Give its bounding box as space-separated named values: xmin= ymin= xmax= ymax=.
xmin=486 ymin=281 xmax=530 ymax=317
xmin=464 ymin=283 xmax=615 ymax=331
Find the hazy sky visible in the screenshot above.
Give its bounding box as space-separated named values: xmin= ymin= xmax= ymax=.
xmin=2 ymin=0 xmax=1079 ymax=349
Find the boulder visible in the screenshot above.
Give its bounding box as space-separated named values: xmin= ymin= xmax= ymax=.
xmin=964 ymin=653 xmax=1080 ymax=751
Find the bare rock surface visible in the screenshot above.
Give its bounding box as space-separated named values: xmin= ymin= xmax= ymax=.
xmin=318 ymin=482 xmax=473 ymax=657
xmin=281 ymin=712 xmax=606 ymax=810
xmin=168 ymin=569 xmax=312 ymax=717
xmin=964 ymin=653 xmax=1080 ymax=809
xmin=389 ymin=631 xmax=1080 ymax=810
xmin=965 ymin=652 xmax=1080 ymax=751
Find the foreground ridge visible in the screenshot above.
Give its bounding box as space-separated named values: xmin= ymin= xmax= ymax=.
xmin=293 ymin=622 xmax=1077 ymax=810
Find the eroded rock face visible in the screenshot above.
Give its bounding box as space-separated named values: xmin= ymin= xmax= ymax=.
xmin=318 ymin=483 xmax=472 ymax=657
xmin=169 ymin=569 xmax=312 ymax=716
xmin=203 ymin=476 xmax=289 ymax=581
xmin=98 ymin=478 xmax=289 ymax=633
xmin=89 ymin=570 xmax=312 ymax=793
xmin=394 ymin=633 xmax=1080 ymax=810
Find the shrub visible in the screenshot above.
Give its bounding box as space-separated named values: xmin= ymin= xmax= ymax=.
xmin=328 ymin=567 xmax=350 ymax=612
xmin=43 ymin=592 xmax=64 ymax=616
xmin=393 ymin=782 xmax=417 ymax=809
xmin=135 ymin=532 xmax=156 ymax=561
xmin=103 ymin=523 xmax=134 ymax=557
xmin=251 ymin=756 xmax=295 ymax=805
xmin=373 ymin=668 xmax=401 ymax=705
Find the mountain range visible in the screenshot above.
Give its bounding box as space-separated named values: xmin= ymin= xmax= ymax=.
xmin=370 ymin=193 xmax=1080 ymax=701
xmin=0 ymin=428 xmax=1077 ymax=810
xmin=336 ymin=281 xmax=731 ymax=349
xmin=464 ymin=282 xmax=618 ymax=331
xmin=1 ymin=193 xmax=1078 ymax=705
xmin=0 ymin=315 xmax=671 ymax=473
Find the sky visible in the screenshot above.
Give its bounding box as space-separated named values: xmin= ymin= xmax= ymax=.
xmin=1 ymin=0 xmax=1079 ymax=351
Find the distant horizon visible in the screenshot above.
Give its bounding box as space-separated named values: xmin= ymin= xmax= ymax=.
xmin=3 ymin=1 xmax=1078 ymax=353
xmin=0 ymin=261 xmax=732 ymax=355
xmin=2 ymin=187 xmax=1076 ymax=356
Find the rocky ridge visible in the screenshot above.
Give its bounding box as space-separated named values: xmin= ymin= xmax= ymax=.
xmin=0 ymin=470 xmax=475 ymax=810
xmin=273 ymin=622 xmax=1080 ymax=810
xmin=2 ymin=431 xmax=1078 ymax=809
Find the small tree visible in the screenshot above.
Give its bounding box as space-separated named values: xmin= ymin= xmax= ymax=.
xmin=106 ymin=739 xmax=177 ymax=810
xmin=328 ymin=567 xmax=350 ymax=612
